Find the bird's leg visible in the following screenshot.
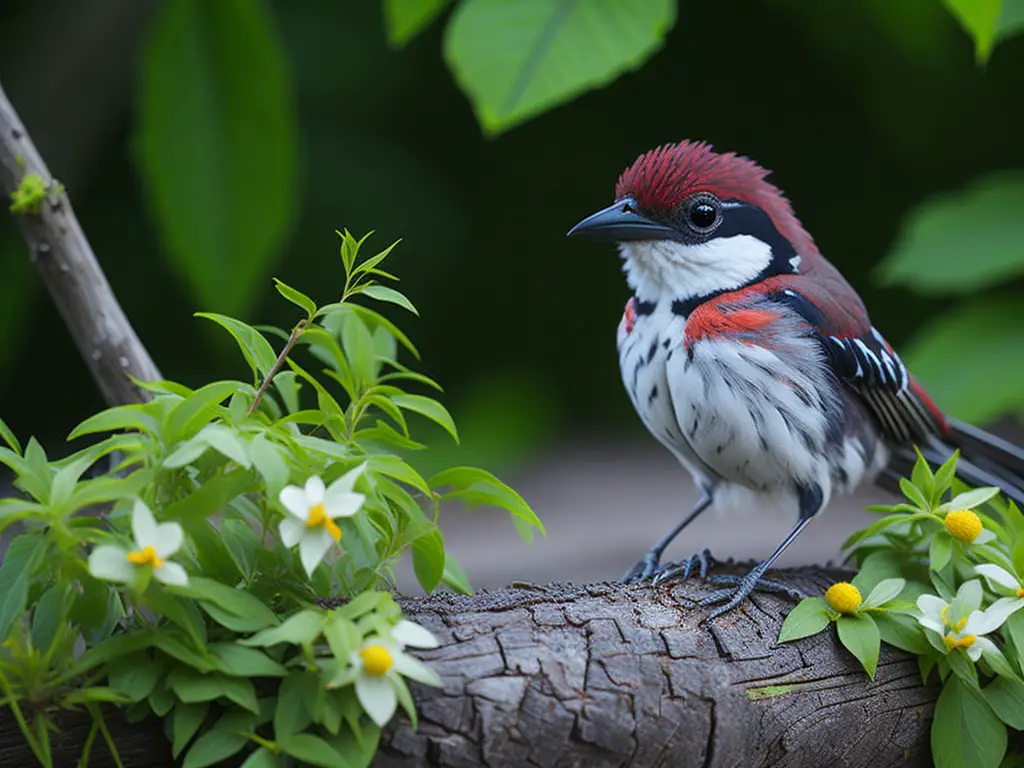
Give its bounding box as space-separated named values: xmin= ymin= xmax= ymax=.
xmin=651 ymin=547 xmax=716 ymax=585
xmin=699 ymin=484 xmax=824 ymax=620
xmin=620 ymin=487 xmax=714 ymax=582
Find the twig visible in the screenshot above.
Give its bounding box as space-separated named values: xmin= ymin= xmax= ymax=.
xmin=0 ymin=79 xmax=161 ymax=408
xmin=247 ymin=319 xmax=307 ymax=415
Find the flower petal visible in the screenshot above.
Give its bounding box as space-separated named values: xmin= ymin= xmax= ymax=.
xmin=279 ymin=486 xmax=309 ymax=520
xmin=975 ymin=564 xmax=1020 ymax=593
xmin=391 ymin=619 xmax=439 ymax=649
xmin=957 ymin=580 xmax=984 ymax=613
xmin=917 ymin=594 xmax=947 ymax=620
xmin=971 ymin=597 xmax=1024 ymax=635
xmin=355 ymin=674 xmax=397 ymax=728
xmin=88 ymin=546 xmax=135 ymax=583
xmin=279 ymin=518 xmax=305 ymax=548
xmin=918 ymin=617 xmax=946 ymax=636
xmin=298 ymin=528 xmax=333 ymax=577
xmin=131 ymin=500 xmax=158 ymax=546
xmin=391 ymin=652 xmax=442 ymax=687
xmin=305 ymin=475 xmax=326 ymax=505
xmin=153 ymin=522 xmax=184 ymax=558
xmin=327 ymin=463 xmax=366 ymax=496
xmin=967 ymin=643 xmax=983 ymax=662
xmin=154 ymin=561 xmax=189 ymax=587
xmin=323 ymin=492 xmax=365 ymax=521
xmin=975 ymin=530 xmax=997 ymax=545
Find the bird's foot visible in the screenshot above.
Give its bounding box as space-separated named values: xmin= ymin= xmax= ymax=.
xmin=651 ymin=549 xmax=715 ymax=585
xmin=621 ymin=549 xmax=716 ymax=584
xmin=698 ymin=567 xmax=806 ymax=621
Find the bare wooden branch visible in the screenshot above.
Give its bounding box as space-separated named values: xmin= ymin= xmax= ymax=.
xmin=0 ymin=78 xmax=161 ymax=407
xmin=0 ymin=569 xmax=938 ymax=768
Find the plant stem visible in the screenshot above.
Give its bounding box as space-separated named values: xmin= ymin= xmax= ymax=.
xmin=247 ymin=319 xmax=307 ymax=416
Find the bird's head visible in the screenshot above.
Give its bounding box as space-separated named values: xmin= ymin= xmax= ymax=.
xmin=568 ymin=140 xmax=817 ymax=304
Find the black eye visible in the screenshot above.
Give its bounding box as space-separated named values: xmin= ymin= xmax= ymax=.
xmin=689 ymin=201 xmax=718 ymax=231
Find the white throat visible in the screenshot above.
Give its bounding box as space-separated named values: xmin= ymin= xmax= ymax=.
xmin=620 ymin=235 xmax=773 ymax=303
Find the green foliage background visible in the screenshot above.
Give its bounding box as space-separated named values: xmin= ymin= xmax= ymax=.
xmin=1 ymin=0 xmax=1023 ymax=472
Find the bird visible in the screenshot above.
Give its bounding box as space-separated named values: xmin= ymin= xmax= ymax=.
xmin=567 ymin=140 xmax=1024 ymax=619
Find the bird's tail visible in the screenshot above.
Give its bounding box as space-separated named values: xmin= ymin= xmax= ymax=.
xmin=883 ymin=418 xmax=1024 ymax=508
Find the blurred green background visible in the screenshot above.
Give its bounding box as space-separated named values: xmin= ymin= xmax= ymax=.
xmin=1 ymin=0 xmax=1022 ymax=485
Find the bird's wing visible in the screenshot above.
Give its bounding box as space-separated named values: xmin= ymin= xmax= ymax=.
xmin=754 ymin=275 xmax=949 ymax=444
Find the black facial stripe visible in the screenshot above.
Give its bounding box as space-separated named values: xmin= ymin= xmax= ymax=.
xmin=718 ymin=200 xmax=798 ymax=272
xmin=635 ymin=299 xmax=656 ymax=316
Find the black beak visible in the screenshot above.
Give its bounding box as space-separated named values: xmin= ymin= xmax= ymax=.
xmin=567 ymin=197 xmax=676 ymax=242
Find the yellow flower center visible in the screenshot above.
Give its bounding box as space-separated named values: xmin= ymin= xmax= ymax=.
xmin=940 ymin=605 xmax=969 ymax=632
xmin=306 ymin=502 xmax=342 ymax=542
xmin=359 ymin=645 xmax=393 ymax=676
xmin=943 ymin=633 xmax=977 ymax=651
xmin=945 ymin=509 xmax=983 ymax=543
xmin=126 ymin=545 xmax=164 ymax=569
xmin=824 ymin=582 xmax=862 ymax=614
xmin=1016 ymin=588 xmax=1024 ymax=599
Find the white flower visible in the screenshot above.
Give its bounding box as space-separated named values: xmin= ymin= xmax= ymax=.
xmin=88 ymin=500 xmax=188 ymax=587
xmin=329 ymin=620 xmax=442 ymax=728
xmin=916 ymin=580 xmax=1015 ymax=662
xmin=975 ymin=563 xmax=1024 ymax=618
xmin=279 ymin=467 xmax=365 ymax=577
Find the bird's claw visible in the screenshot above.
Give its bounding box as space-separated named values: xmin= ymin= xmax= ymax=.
xmin=651 ymin=548 xmax=714 ymax=585
xmin=621 ymin=549 xmax=716 ymax=584
xmin=698 ymin=571 xmax=806 ymax=620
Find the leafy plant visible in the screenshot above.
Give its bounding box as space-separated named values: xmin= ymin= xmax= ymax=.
xmin=779 ymin=451 xmax=1024 ymax=768
xmin=0 ymin=231 xmax=542 ymax=767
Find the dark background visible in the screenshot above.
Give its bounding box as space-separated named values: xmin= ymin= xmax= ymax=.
xmin=1 ymin=0 xmax=1021 ymax=585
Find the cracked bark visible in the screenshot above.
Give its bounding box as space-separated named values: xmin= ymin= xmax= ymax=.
xmin=0 ymin=568 xmax=938 ymax=768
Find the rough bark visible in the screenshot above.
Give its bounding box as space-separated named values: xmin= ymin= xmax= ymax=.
xmin=0 ymin=78 xmax=161 ymax=407
xmin=0 ymin=569 xmax=937 ymax=768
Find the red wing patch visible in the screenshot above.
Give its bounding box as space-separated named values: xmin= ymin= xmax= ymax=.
xmin=623 ymin=297 xmax=637 ymax=334
xmin=684 ymin=303 xmax=777 ymax=348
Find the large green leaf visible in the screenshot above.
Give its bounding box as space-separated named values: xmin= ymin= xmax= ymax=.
xmin=997 ymin=0 xmax=1024 ymax=43
xmin=879 ymin=173 xmax=1024 ymax=295
xmin=941 ymin=0 xmax=1002 ymax=62
xmin=903 ymin=297 xmax=1024 ymax=423
xmin=932 ymin=675 xmax=1007 ymax=768
xmin=444 ymin=0 xmax=676 ymax=134
xmin=136 ymin=0 xmax=297 ymax=315
xmin=384 ymin=0 xmax=450 ymax=47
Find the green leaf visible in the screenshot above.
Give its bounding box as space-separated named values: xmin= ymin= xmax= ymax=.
xmin=221 ymin=518 xmax=260 ymax=580
xmin=411 ymin=528 xmax=446 ymax=593
xmin=882 ymin=173 xmax=1024 ymax=291
xmin=902 ymin=305 xmax=1024 ymax=424
xmin=165 ymin=381 xmax=240 ymax=443
xmin=931 ymin=531 xmax=954 ymax=571
xmin=182 ymin=725 xmax=248 ymax=768
xmin=0 ymin=414 xmax=21 ymax=453
xmin=239 ymin=748 xmax=278 ymax=768
xmin=861 ymin=578 xmax=906 ymax=610
xmin=777 ymin=598 xmax=831 ymax=643
xmin=444 ymin=0 xmax=676 ymax=134
xmin=358 ymin=284 xmax=418 ymax=315
xmin=209 ymin=642 xmax=287 ymax=678
xmin=279 ymin=732 xmax=347 ymax=768
xmin=274 ymin=672 xmax=315 ymax=739
xmin=0 ymin=534 xmax=44 ymax=643
xmin=67 ymin=630 xmax=156 ymax=678
xmin=172 ymin=701 xmax=210 ymax=758
xmin=107 ymin=652 xmax=165 ymax=701
xmin=154 ymin=631 xmax=217 ymax=673
xmin=167 ymin=668 xmax=259 ymax=713
xmin=948 ymin=646 xmax=981 ymax=689
xmin=442 ymin=554 xmax=473 ymax=595
xmin=197 ymin=424 xmax=252 ymax=467
xmin=240 ymin=608 xmax=325 ymax=647
xmin=197 ymin=313 xmax=278 ymax=379
xmin=384 ymin=0 xmax=449 ymax=46
xmin=941 ymin=0 xmax=1002 ymax=63
xmin=137 ymin=0 xmax=296 ymax=316
xmin=944 ymin=487 xmax=1001 ymax=512
xmin=163 ymin=470 xmax=257 ymax=522
xmin=998 ymin=0 xmax=1024 ymax=42
xmin=836 ymin=613 xmax=880 ymax=680
xmin=985 ymin=676 xmax=1024 ymax=729
xmin=874 ymin=612 xmax=931 ymax=655
xmin=183 ymin=577 xmax=279 ymax=630
xmin=68 ymin=404 xmax=160 ymax=440
xmin=933 ymin=675 xmax=1007 ymax=768
xmin=339 ymin=310 xmax=378 ymax=386
xmin=273 ymin=278 xmax=316 ymax=318
xmin=430 ymin=466 xmax=544 ymax=538
xmin=369 ymin=455 xmax=431 ymax=495
xmin=899 ymin=477 xmax=929 ymax=510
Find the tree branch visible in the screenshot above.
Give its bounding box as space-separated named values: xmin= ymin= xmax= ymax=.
xmin=0 ymin=569 xmax=937 ymax=767
xmin=0 ymin=78 xmax=161 ymax=407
